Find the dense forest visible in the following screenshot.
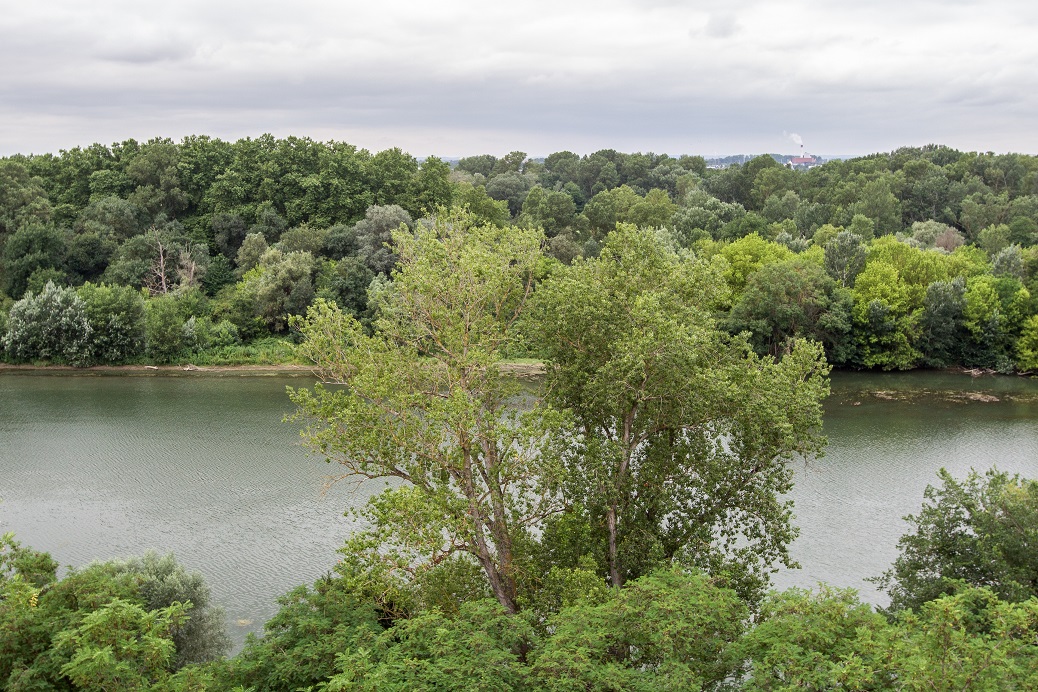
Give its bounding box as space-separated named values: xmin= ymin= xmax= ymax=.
xmin=2 ymin=136 xmax=1037 ymax=371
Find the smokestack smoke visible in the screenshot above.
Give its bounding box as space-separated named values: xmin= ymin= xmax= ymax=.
xmin=784 ymin=131 xmax=804 ymax=147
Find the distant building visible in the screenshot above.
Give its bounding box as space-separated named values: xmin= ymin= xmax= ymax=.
xmin=787 ymin=153 xmax=821 ymax=169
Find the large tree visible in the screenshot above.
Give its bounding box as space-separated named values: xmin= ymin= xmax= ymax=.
xmin=529 ymin=225 xmax=830 ymax=600
xmin=726 ymin=256 xmax=855 ymax=363
xmin=289 ymin=207 xmax=563 ymax=615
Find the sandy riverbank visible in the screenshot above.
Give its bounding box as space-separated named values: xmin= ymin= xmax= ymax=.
xmin=0 ymin=363 xmax=315 ymax=377
xmin=0 ymin=361 xmax=548 ymax=378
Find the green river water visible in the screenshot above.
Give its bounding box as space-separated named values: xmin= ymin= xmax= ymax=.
xmin=1 ymin=370 xmax=1036 ymax=647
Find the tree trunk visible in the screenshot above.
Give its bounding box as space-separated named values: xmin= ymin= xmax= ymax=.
xmin=607 ymin=504 xmax=622 ymax=587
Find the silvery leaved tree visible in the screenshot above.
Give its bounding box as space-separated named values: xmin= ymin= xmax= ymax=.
xmin=2 ymin=281 xmax=92 ymax=365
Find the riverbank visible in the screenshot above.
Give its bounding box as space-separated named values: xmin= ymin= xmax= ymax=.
xmin=1 ymin=361 xmax=1026 ymax=384
xmin=0 ymin=361 xmax=549 ymax=378
xmin=0 ymin=363 xmax=316 ymax=377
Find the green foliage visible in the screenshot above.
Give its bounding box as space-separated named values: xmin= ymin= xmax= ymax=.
xmin=2 ymin=222 xmax=67 ymax=299
xmin=851 ymin=261 xmax=920 ymax=369
xmin=672 ymin=189 xmax=746 ymax=246
xmin=237 ymin=248 xmax=317 ymax=332
xmin=890 ymin=587 xmax=1038 ymax=690
xmin=529 ymin=224 xmax=830 ymax=600
xmin=521 ymin=186 xmax=577 ymax=237
xmin=0 ymin=537 xmax=226 ymax=691
xmin=191 ymin=336 xmax=299 ymax=366
xmin=234 ymin=232 xmax=269 ymax=277
xmin=102 ymin=224 xmax=202 ymax=294
xmin=626 ymin=188 xmax=678 ymax=229
xmin=317 ymin=256 xmax=375 ymax=317
xmin=146 ymin=294 xmax=189 ymax=362
xmin=352 ymin=204 xmax=412 ymax=275
xmin=529 ymin=569 xmax=747 ymax=691
xmin=323 ymin=222 xmax=358 ymax=260
xmin=454 ymin=182 xmax=511 ymax=227
xmin=65 ymin=231 xmax=118 ymax=284
xmin=208 ymin=285 xmax=266 ymax=342
xmin=992 ymin=244 xmax=1025 ymax=279
xmin=719 ymin=233 xmax=795 ymax=298
xmin=978 ymin=223 xmax=1012 ymax=255
xmin=327 ymin=600 xmax=532 ymax=691
xmin=211 ymin=213 xmax=247 ymax=259
xmin=726 ymin=257 xmax=855 ymax=363
xmin=740 ymin=584 xmax=1038 ymax=691
xmin=847 ymin=177 xmax=902 ymax=236
xmin=1017 ymin=314 xmax=1038 ymax=370
xmin=486 ymin=170 xmax=533 ymax=217
xmin=582 ymin=185 xmax=641 ymax=235
xmin=960 ymin=274 xmax=1028 ymax=368
xmin=877 ymin=468 xmax=1038 ymax=613
xmin=1 ymin=532 xmax=58 ymax=587
xmin=413 ymin=156 xmax=455 ymax=214
xmin=110 ymin=552 xmax=230 ymax=669
xmin=290 ymin=206 xmax=564 ymax=614
xmin=737 ymin=586 xmax=892 ymax=690
xmin=6 ymin=138 xmax=1038 ymax=371
xmin=0 ymin=159 xmax=54 ymax=237
xmin=77 ymin=282 xmax=146 ymax=363
xmin=219 ymin=573 xmax=382 ymax=691
xmin=201 ymin=254 xmax=235 ymax=295
xmin=2 ymin=281 xmax=92 ymax=364
xmin=911 ymin=219 xmax=960 ymax=249
xmin=367 ymin=147 xmax=420 ymax=212
xmin=54 ymin=598 xmax=189 ymax=692
xmin=276 ymin=223 xmax=328 ymax=256
xmin=916 ymin=277 xmax=967 ymax=367
xmin=823 ymin=230 xmax=866 ymax=287
xmin=76 ymin=195 xmax=142 ymax=240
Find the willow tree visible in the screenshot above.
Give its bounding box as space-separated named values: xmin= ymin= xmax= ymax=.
xmin=289 ymin=207 xmax=563 ymax=614
xmin=529 ymin=224 xmax=830 ymax=601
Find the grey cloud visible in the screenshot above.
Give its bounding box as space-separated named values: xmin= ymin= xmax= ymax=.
xmin=97 ymin=42 xmax=196 ymax=65
xmin=705 ymin=13 xmax=739 ymax=38
xmin=4 ymin=1 xmax=1038 ymax=157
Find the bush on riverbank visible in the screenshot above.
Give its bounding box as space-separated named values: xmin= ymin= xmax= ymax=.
xmin=0 ymin=280 xmax=302 ymax=367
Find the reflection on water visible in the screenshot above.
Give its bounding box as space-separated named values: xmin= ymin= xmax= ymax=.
xmin=1 ymin=370 xmax=1036 ymax=645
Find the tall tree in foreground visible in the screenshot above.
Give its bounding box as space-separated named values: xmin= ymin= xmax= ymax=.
xmin=289 ymin=207 xmax=563 ymax=615
xmin=529 ymin=225 xmax=830 ymax=600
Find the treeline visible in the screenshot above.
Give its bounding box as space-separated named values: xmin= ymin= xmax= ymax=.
xmin=4 ymin=467 xmax=1037 ymax=690
xmin=2 ymin=138 xmax=1038 ymax=370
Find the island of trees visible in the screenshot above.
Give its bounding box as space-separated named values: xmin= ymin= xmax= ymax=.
xmin=1 ymin=137 xmax=1037 ymax=371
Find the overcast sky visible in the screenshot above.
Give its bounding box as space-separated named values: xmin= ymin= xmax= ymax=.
xmin=3 ymin=0 xmax=1037 ymax=159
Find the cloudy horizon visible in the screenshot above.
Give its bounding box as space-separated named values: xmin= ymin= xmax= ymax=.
xmin=3 ymin=1 xmax=1037 ymax=159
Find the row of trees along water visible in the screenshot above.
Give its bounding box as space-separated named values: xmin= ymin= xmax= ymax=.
xmin=3 ymin=210 xmax=1038 ymax=688
xmin=2 ymin=138 xmax=1038 ymax=370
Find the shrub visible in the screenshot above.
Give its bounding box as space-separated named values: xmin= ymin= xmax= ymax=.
xmin=1 ymin=281 xmax=91 ymax=364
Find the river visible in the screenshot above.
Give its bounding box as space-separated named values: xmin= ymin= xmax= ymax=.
xmin=1 ymin=370 xmax=1036 ymax=647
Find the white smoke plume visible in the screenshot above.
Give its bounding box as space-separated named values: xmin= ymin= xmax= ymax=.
xmin=784 ymin=131 xmax=804 ymax=147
